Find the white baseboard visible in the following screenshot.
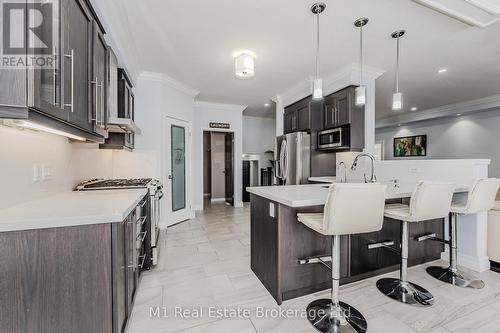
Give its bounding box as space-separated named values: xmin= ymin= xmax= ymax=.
xmin=234 ymin=201 xmax=244 ymax=208
xmin=440 ymin=250 xmax=491 ymax=272
xmin=211 ymin=198 xmax=225 ymax=202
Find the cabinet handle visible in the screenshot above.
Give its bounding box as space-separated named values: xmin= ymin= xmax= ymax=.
xmin=90 ymin=77 xmax=98 ymax=121
xmin=64 ymin=49 xmax=74 ymax=112
xmin=53 ymin=47 xmax=57 ymax=106
xmin=137 ymin=216 xmax=147 ymax=225
xmin=100 ymin=81 xmax=104 ymax=126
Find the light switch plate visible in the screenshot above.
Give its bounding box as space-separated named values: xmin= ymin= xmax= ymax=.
xmin=269 ymin=202 xmax=275 ymax=218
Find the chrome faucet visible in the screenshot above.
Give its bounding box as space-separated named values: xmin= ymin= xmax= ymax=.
xmin=338 ymin=161 xmax=348 ymax=183
xmin=351 ymin=153 xmax=377 ymax=183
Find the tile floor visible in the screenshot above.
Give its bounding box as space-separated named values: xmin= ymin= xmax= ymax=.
xmin=127 ymin=202 xmax=500 ymax=333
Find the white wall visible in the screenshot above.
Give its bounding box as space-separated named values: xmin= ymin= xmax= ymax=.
xmin=193 ymin=102 xmax=246 ymax=210
xmin=375 ymin=109 xmax=500 ymax=177
xmin=0 ymin=125 xmax=113 ymax=210
xmin=242 ymin=116 xmax=276 ymax=153
xmin=112 ymin=72 xmax=198 ymax=226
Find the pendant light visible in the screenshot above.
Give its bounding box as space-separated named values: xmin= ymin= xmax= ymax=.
xmin=354 ymin=18 xmax=369 ymax=106
xmin=391 ymin=30 xmax=405 ymax=110
xmin=311 ymin=3 xmax=326 ymax=100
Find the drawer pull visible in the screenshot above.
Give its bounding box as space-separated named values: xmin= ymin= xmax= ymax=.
xmin=367 ymin=240 xmax=395 ymax=250
xmin=137 ymin=216 xmax=147 ymax=225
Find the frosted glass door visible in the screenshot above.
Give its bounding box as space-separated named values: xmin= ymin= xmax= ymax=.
xmin=171 ymin=125 xmax=186 ymax=211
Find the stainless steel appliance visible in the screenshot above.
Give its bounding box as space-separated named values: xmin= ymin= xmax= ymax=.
xmin=317 ymin=126 xmax=350 ymax=150
xmin=274 ymin=132 xmax=310 ymax=185
xmin=76 ymin=178 xmax=163 ymax=267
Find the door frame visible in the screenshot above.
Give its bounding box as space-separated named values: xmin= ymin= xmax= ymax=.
xmin=201 ymin=128 xmax=238 ymax=210
xmin=163 ymin=116 xmax=194 ymax=226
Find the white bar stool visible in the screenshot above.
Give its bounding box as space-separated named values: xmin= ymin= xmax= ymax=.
xmin=377 ymin=181 xmax=455 ymax=307
xmin=297 ymin=183 xmax=387 ymax=333
xmin=427 ymin=178 xmax=500 ymax=289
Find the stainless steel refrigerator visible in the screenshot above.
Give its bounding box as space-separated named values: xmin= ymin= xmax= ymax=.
xmin=274 ymin=132 xmax=310 ymax=185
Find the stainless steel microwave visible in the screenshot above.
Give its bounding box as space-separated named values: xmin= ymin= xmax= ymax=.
xmin=317 ymin=127 xmax=350 ymax=150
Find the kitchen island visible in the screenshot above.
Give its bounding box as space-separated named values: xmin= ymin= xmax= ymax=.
xmin=247 ymin=184 xmax=467 ymax=305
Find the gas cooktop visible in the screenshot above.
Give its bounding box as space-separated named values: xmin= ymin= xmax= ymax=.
xmin=76 ymin=178 xmax=155 ymax=190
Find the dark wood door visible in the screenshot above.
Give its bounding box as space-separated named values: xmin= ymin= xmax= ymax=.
xmin=92 ymin=22 xmax=108 ymax=129
xmin=335 ymin=88 xmax=351 ymax=126
xmin=225 ymin=132 xmax=234 ymax=206
xmin=64 ymin=0 xmax=93 ymax=131
xmin=125 ymin=214 xmax=136 ymax=315
xmin=112 ymin=221 xmax=127 ymax=333
xmin=283 ymin=111 xmax=294 ymax=134
xmin=323 ymin=95 xmax=336 ymax=129
xmin=30 ymin=1 xmax=65 ymax=120
xmin=296 ymin=104 xmax=310 ymax=131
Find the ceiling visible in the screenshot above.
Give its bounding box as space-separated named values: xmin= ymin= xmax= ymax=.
xmin=108 ymin=0 xmax=500 ymax=119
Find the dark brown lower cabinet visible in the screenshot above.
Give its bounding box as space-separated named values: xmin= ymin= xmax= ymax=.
xmin=250 ymin=195 xmax=444 ymax=305
xmin=0 ymin=197 xmax=145 ymax=333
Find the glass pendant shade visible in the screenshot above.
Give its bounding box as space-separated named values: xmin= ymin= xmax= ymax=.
xmin=392 ymin=92 xmax=403 ymax=110
xmin=312 ymin=78 xmax=323 ymax=100
xmin=235 ymin=53 xmax=255 ymax=79
xmin=355 ymin=86 xmax=366 ymax=106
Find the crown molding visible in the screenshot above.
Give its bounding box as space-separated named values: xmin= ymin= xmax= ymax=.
xmin=138 ymin=71 xmax=200 ymax=98
xmin=194 ymin=101 xmax=247 ymax=113
xmin=274 ymin=63 xmax=385 ymax=108
xmin=376 ymin=94 xmax=500 ymax=129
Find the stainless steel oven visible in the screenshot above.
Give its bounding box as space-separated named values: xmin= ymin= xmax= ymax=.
xmin=317 ymin=127 xmax=350 ymax=150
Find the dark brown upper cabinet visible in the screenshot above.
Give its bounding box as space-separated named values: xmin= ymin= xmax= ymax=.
xmin=91 ymin=21 xmax=108 ymax=137
xmin=0 ymin=0 xmax=108 ymax=143
xmin=283 ymin=96 xmax=311 ymax=134
xmin=323 ymin=86 xmax=354 ymax=130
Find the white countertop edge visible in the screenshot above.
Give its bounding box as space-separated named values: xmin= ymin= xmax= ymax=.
xmin=0 ymin=189 xmax=148 ymax=233
xmin=247 ymin=185 xmax=470 ymax=208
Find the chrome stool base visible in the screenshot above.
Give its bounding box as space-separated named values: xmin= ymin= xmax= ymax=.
xmin=426 ymin=266 xmax=485 ymax=289
xmin=376 ymin=278 xmax=434 ymax=307
xmin=306 ymin=299 xmax=367 ymax=333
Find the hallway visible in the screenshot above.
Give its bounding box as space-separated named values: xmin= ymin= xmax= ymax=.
xmin=127 ymin=202 xmax=500 ymax=333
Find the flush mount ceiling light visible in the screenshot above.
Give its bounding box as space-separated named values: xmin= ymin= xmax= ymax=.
xmin=354 ymin=17 xmax=369 ymax=106
xmin=438 ymin=68 xmax=448 ymax=74
xmin=264 ymin=103 xmax=270 ymax=107
xmin=234 ymin=50 xmax=256 ymax=79
xmin=311 ymin=2 xmax=326 ymax=100
xmin=411 ymin=106 xmax=418 ymax=111
xmin=391 ymin=30 xmax=405 ymax=111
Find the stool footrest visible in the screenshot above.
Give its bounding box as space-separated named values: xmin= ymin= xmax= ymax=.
xmin=415 ymin=233 xmax=449 ymax=244
xmin=298 ymin=255 xmax=332 ymax=270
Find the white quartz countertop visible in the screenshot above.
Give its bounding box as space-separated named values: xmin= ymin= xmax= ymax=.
xmin=0 ymin=189 xmax=148 ymax=232
xmin=308 ymin=176 xmax=337 ymax=183
xmin=247 ymin=184 xmax=470 ymax=208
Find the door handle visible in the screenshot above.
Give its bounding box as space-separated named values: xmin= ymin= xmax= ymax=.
xmin=64 ymin=49 xmax=74 ymax=112
xmin=53 ymin=47 xmax=58 ymax=106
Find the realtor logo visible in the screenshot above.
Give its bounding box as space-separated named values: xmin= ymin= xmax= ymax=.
xmin=1 ymin=0 xmax=57 ymax=68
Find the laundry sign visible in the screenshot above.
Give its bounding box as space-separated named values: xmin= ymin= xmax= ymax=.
xmin=209 ymin=122 xmax=230 ymax=129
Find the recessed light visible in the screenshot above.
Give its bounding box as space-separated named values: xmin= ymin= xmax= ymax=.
xmin=411 ymin=107 xmax=418 ymax=111
xmin=264 ymin=103 xmax=270 ymax=107
xmin=456 ymin=113 xmax=461 ymax=116
xmin=438 ymin=68 xmax=448 ymax=74
xmin=398 ymin=124 xmax=402 ymax=127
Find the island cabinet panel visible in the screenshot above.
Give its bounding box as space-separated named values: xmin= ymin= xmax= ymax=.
xmin=0 ymin=224 xmax=113 ymax=333
xmin=250 ymin=194 xmax=279 ymax=300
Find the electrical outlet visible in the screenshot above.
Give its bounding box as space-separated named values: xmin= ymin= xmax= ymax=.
xmin=41 ymin=164 xmax=52 ymax=181
xmin=269 ymin=202 xmax=275 ymax=218
xmin=33 ymin=163 xmax=41 ymax=182
xmin=409 ymin=167 xmax=420 ymax=173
